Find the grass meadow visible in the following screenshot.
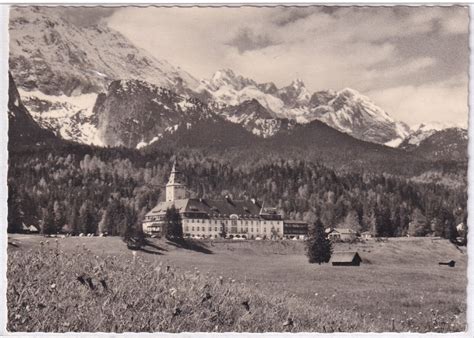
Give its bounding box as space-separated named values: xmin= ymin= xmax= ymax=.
xmin=7 ymin=234 xmax=467 ymax=333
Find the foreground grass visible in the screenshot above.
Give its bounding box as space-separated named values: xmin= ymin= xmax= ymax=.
xmin=7 ymin=236 xmax=467 ymax=333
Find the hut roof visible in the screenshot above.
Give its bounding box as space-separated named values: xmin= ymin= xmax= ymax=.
xmin=330 ymin=251 xmax=361 ymax=263
xmin=28 ymin=225 xmax=39 ymax=232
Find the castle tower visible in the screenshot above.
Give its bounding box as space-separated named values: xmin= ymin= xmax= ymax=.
xmin=166 ymin=160 xmax=187 ymax=202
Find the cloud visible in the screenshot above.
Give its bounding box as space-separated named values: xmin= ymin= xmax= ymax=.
xmin=367 ymin=76 xmax=468 ymax=127
xmin=55 ymin=7 xmax=117 ymax=27
xmin=226 ymin=28 xmax=278 ymax=53
xmin=106 ymin=6 xmax=468 ymax=124
xmin=271 ymin=7 xmax=320 ymax=26
xmin=440 ymin=7 xmax=469 ymax=34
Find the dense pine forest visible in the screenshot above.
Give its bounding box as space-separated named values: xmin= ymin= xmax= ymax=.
xmin=8 ymin=143 xmax=467 ymax=240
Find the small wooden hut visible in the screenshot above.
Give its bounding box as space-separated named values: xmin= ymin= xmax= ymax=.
xmin=331 ymin=251 xmax=362 ymax=266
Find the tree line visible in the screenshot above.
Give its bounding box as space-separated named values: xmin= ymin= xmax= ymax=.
xmin=8 ymin=147 xmax=467 ymax=241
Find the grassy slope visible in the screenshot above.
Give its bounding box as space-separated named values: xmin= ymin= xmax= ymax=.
xmin=7 ymin=235 xmax=467 ymax=332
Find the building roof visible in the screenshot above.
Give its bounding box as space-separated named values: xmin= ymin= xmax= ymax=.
xmin=283 ymin=220 xmax=308 ymax=225
xmin=146 ymin=197 xmax=264 ymax=218
xmin=147 ymin=199 xmax=191 ymax=215
xmin=330 ymin=251 xmax=361 ymax=263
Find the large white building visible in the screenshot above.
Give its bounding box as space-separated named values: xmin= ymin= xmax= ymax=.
xmin=143 ymin=162 xmax=307 ymax=239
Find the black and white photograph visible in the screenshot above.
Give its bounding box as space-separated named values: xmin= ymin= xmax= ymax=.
xmin=4 ymin=4 xmax=470 ymax=334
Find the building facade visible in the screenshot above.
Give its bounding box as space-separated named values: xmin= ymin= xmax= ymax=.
xmin=327 ymin=228 xmax=359 ymax=241
xmin=283 ymin=220 xmax=309 ymax=239
xmin=142 ymin=162 xmax=306 ymax=239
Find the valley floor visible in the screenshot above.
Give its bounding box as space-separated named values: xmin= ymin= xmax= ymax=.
xmin=7 ymin=235 xmax=467 ymax=333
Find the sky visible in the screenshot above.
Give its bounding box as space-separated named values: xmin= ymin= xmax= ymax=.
xmin=77 ymin=6 xmax=469 ymax=127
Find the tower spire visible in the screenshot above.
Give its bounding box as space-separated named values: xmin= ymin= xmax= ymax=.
xmin=171 ymin=159 xmax=177 ymax=173
xmin=166 ymin=158 xmax=187 ymax=201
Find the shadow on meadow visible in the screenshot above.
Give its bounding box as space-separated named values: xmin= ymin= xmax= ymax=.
xmin=166 ymin=238 xmax=213 ymax=254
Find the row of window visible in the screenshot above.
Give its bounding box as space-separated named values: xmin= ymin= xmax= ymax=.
xmin=184 ymin=226 xmax=281 ymax=233
xmin=185 ymin=226 xmax=220 ymax=232
xmin=145 ymin=216 xmax=282 ymax=226
xmin=183 ymin=219 xmax=280 ymax=226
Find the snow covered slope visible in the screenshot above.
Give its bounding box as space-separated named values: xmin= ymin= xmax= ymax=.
xmin=18 ymin=89 xmax=103 ymax=145
xmin=9 ymin=7 xmax=459 ymax=149
xmin=307 ymin=88 xmax=411 ymax=145
xmin=9 ymin=6 xmax=198 ymax=96
xmin=220 ymin=99 xmax=296 ymax=137
xmin=200 ymin=69 xmax=410 ymax=144
xmin=399 ymin=122 xmax=466 ymax=149
xmin=9 ymin=6 xmax=201 ymax=146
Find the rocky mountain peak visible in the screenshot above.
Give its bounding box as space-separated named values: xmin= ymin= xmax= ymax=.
xmin=277 ymin=78 xmax=311 ymax=107
xmin=207 ymin=69 xmax=257 ymax=91
xmin=338 ymin=87 xmax=361 ymax=98
xmin=94 ymin=78 xmax=214 ymax=148
xmin=290 ymin=78 xmax=306 ymax=89
xmin=9 ymin=6 xmax=199 ymax=97
xmin=10 ymin=6 xmax=461 ymax=151
xmin=307 ymin=87 xmax=410 ymax=145
xmin=8 ymin=72 xmax=59 ymax=148
xmin=257 ymin=82 xmax=278 ymax=95
xmin=309 ymin=90 xmax=337 ymax=107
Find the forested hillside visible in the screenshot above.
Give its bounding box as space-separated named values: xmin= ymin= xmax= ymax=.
xmin=8 ymin=144 xmax=466 ymax=239
xmin=150 ymin=118 xmax=467 ymax=177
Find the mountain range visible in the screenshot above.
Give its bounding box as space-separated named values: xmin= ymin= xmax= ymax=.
xmin=8 ymin=6 xmax=468 ymax=163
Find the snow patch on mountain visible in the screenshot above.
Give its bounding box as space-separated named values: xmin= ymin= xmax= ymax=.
xmin=199 ymin=84 xmax=286 ymax=117
xmin=18 ymin=89 xmax=103 ymax=146
xmin=137 ymin=136 xmax=160 ymax=149
xmin=307 ymin=88 xmax=410 ymax=144
xmin=385 ymin=138 xmax=404 ymax=148
xmin=401 ymin=121 xmax=466 ymax=148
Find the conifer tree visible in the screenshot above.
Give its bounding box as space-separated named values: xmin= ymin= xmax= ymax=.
xmin=306 ymin=218 xmax=332 ymax=264
xmin=78 ymin=201 xmax=97 ymax=235
xmin=53 ymin=200 xmax=65 ymax=232
xmin=7 ymin=184 xmax=23 ymax=233
xmin=98 ymin=209 xmax=109 ymax=235
xmin=408 ymin=208 xmax=429 ymax=237
xmin=41 ymin=202 xmax=56 ymax=235
xmin=220 ymin=221 xmax=227 ymax=239
xmin=164 ymin=205 xmax=183 ymax=240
